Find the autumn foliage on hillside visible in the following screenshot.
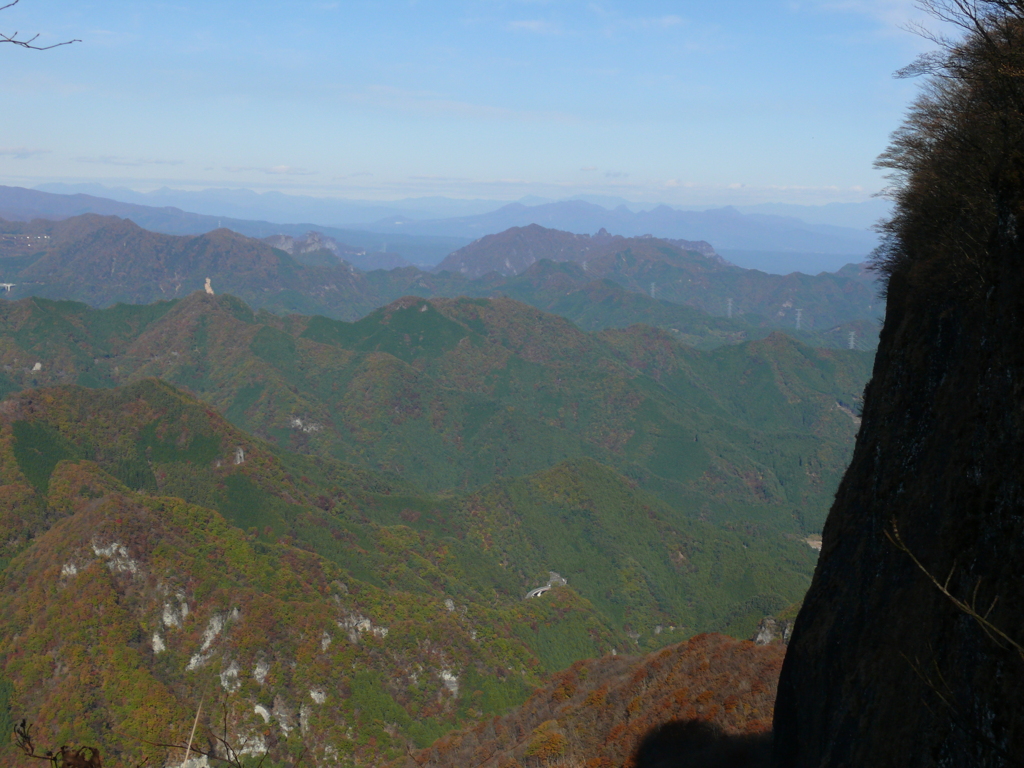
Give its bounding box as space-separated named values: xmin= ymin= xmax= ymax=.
xmin=0 ymin=380 xmax=631 ymax=767
xmin=0 ymin=292 xmax=853 ymax=640
xmin=395 ymin=633 xmax=782 ymax=768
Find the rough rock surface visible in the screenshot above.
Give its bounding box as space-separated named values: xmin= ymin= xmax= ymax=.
xmin=772 ymin=232 xmax=1024 ymax=766
xmin=752 ymin=617 xmax=792 ymax=647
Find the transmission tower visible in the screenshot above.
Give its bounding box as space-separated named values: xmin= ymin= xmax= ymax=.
xmin=795 ymin=308 xmax=803 ymax=331
xmin=650 ymin=282 xmax=656 ymax=299
xmin=848 ymin=331 xmax=856 ymax=350
xmin=727 ymin=298 xmax=734 ymax=319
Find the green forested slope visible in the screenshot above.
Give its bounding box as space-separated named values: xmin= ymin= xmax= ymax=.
xmin=0 ymin=215 xmax=379 ymax=319
xmin=0 ymin=381 xmax=627 ymax=767
xmin=0 ymin=216 xmax=880 ymax=350
xmin=0 ymin=378 xmax=817 ymax=767
xmin=0 ymin=292 xmax=864 ymax=646
xmin=0 ymin=291 xmax=870 ymax=765
xmin=0 ymin=293 xmax=870 ymax=535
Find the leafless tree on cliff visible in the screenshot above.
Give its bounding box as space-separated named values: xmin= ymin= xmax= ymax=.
xmin=872 ymin=4 xmax=1024 ymax=764
xmin=14 ymin=719 xmax=112 ymax=768
xmin=1 ymin=0 xmax=78 ymax=50
xmin=873 ymin=0 xmax=1024 ymax=294
xmin=888 ymin=522 xmax=1024 ymax=767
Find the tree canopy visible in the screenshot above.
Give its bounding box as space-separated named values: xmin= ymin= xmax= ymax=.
xmin=874 ymin=0 xmax=1024 ymax=296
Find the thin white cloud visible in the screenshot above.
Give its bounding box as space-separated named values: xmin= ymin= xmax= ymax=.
xmin=818 ymin=0 xmax=918 ymax=24
xmin=0 ymin=147 xmax=50 ymax=160
xmin=502 ymin=6 xmax=692 ymax=44
xmin=585 ymin=3 xmax=691 ymax=33
xmin=337 ymin=84 xmax=575 ymax=123
xmin=74 ymin=156 xmax=183 ymax=167
xmin=225 ymin=165 xmax=317 ymax=176
xmin=805 ymin=0 xmax=940 ymax=39
xmin=267 ymin=165 xmax=316 ymax=176
xmin=507 ymin=20 xmax=561 ymax=34
xmin=409 ymin=175 xmax=471 ymax=181
xmin=634 ymin=15 xmax=685 ymax=29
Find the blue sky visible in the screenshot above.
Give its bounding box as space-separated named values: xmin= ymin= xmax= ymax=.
xmin=0 ymin=0 xmax=940 ymax=205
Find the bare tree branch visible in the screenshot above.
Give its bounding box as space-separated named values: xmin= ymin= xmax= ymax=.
xmin=886 ymin=521 xmax=1024 ymax=659
xmin=0 ymin=0 xmax=78 ymax=50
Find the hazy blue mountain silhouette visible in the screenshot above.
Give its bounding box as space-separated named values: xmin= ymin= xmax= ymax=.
xmin=357 ymin=200 xmax=879 ymax=257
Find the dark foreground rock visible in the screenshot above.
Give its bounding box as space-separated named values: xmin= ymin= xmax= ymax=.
xmin=773 ymin=8 xmax=1024 ymax=765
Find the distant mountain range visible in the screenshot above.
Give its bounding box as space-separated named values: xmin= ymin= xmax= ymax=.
xmin=0 ymin=236 xmax=874 ymax=766
xmin=34 ymin=182 xmax=513 ymax=225
xmin=16 ymin=184 xmax=882 ymax=274
xmin=35 ymin=181 xmax=892 ymax=231
xmin=0 ymin=188 xmax=886 ymax=767
xmin=427 ymin=224 xmax=883 ymax=337
xmin=358 ymin=200 xmax=880 ymax=271
xmin=734 ymin=199 xmax=891 ymax=231
xmin=435 ymin=225 xmax=718 ymax=278
xmin=0 ymin=214 xmax=883 ymax=348
xmin=0 ymin=185 xmax=467 ymax=267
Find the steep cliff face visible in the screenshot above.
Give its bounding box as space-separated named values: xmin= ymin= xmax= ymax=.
xmin=773 ymin=7 xmax=1024 ymax=766
xmin=774 ymin=260 xmax=1024 ymax=766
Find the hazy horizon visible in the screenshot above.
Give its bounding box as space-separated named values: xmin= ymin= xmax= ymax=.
xmin=1 ymin=1 xmax=947 ymax=208
xmin=27 ymin=180 xmax=893 ymax=232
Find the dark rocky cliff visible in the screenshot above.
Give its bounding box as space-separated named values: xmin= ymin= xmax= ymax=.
xmin=772 ymin=5 xmax=1024 ymax=766
xmin=773 ymin=254 xmax=1024 ymax=766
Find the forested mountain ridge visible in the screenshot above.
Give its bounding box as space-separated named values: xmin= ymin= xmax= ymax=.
xmin=0 ymin=214 xmax=881 ymax=349
xmin=434 ymin=224 xmax=718 ymax=278
xmin=394 ymin=633 xmax=782 ymax=768
xmin=429 ymin=224 xmax=881 ymax=334
xmin=0 ymin=215 xmax=879 ymax=765
xmin=0 ymin=292 xmax=871 ymax=534
xmin=0 ymin=214 xmax=380 ymax=319
xmin=0 ymin=376 xmax=814 ymax=767
xmin=0 ymin=379 xmax=628 ymax=767
xmin=0 ymin=291 xmax=860 ymax=649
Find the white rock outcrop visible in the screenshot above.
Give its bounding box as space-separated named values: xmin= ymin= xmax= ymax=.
xmin=92 ymin=540 xmax=139 ymax=575
xmin=440 ymin=669 xmax=459 ymax=696
xmin=219 ymin=661 xmax=241 ymax=692
xmin=337 ymin=611 xmax=388 ymax=643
